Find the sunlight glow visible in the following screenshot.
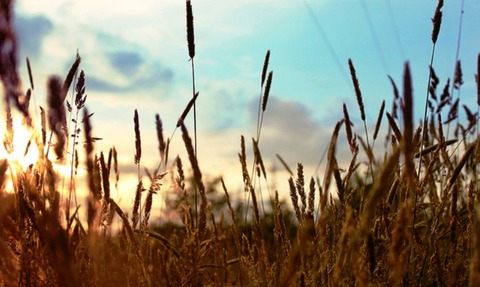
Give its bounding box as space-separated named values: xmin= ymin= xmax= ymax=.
xmin=0 ymin=117 xmax=40 ymax=170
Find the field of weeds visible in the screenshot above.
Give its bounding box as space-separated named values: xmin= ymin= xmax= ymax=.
xmin=1 ymin=0 xmax=480 ymax=286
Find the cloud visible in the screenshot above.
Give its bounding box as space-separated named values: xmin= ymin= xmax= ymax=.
xmin=108 ymin=51 xmax=143 ymax=76
xmin=87 ymin=76 xmax=124 ymax=93
xmin=86 ymin=63 xmax=174 ymax=94
xmin=133 ymin=63 xmax=174 ymax=89
xmin=246 ymin=97 xmax=329 ymax=167
xmin=12 ymin=11 xmax=176 ymax=98
xmin=199 ymin=87 xmax=251 ymax=132
xmin=14 ymin=14 xmax=53 ymax=58
xmin=85 ymin=48 xmax=174 ymax=95
xmin=242 ymin=96 xmax=358 ymax=184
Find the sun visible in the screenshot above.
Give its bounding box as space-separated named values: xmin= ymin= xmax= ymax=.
xmin=0 ymin=116 xmax=41 ymax=170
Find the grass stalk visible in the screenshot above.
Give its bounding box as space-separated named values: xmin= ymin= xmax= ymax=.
xmin=348 ymin=59 xmax=374 ymax=183
xmin=411 ymin=1 xmax=444 ymax=276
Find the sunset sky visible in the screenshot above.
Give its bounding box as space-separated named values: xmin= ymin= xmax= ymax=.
xmin=5 ymin=0 xmax=480 ymax=216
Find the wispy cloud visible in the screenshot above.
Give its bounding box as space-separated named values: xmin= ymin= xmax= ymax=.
xmin=14 ymin=14 xmax=53 ymax=58
xmin=250 ymin=97 xmax=330 ymax=167
xmin=87 ymin=49 xmax=174 ymax=94
xmin=108 ymin=51 xmax=144 ymax=76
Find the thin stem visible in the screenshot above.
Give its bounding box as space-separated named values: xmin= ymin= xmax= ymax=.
xmin=67 ymin=109 xmax=80 ymax=225
xmin=190 ymin=58 xmax=198 ymax=229
xmin=451 ymin=0 xmax=465 ymax=135
xmin=363 ymin=121 xmax=374 ymax=183
xmin=417 ymin=45 xmax=437 ymax=181
xmin=304 ymin=0 xmax=351 ymax=88
xmin=359 ymin=0 xmax=389 ymax=75
xmin=410 ymin=43 xmax=437 ymax=282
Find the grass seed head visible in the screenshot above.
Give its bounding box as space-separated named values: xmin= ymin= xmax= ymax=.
xmin=261 ymin=50 xmax=271 ymax=87
xmin=348 ymin=59 xmax=365 ymax=121
xmin=134 ymin=109 xmax=141 ymax=165
xmin=431 ymin=0 xmax=444 ymax=44
xmin=186 ymin=0 xmax=195 ymax=59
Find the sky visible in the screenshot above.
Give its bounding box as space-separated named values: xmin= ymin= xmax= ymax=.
xmin=3 ymin=0 xmax=480 ymax=218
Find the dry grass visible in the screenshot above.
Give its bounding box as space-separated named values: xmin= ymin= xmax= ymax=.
xmin=1 ymin=1 xmax=480 ymax=286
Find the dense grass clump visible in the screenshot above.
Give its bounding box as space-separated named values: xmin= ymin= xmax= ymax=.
xmin=1 ymin=1 xmax=480 ymax=286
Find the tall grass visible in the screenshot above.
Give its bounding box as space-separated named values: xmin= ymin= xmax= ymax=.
xmin=1 ymin=1 xmax=480 ymax=286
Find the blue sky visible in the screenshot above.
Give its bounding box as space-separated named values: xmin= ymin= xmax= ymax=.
xmin=7 ymin=0 xmax=480 ymax=209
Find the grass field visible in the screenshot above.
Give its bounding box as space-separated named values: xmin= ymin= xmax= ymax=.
xmin=1 ymin=0 xmax=480 ymax=286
